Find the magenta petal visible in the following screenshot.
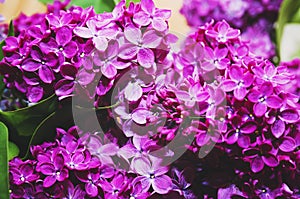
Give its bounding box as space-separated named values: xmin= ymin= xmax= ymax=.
xmin=241 ymin=121 xmax=257 ymax=134
xmin=43 ymin=175 xmax=56 ymax=188
xmin=124 ymin=82 xmax=143 ymax=101
xmin=196 ymin=133 xmax=210 ymax=146
xmin=279 ymin=137 xmax=296 ymax=152
xmin=229 ymin=65 xmax=243 ymax=81
xmin=27 ymin=86 xmax=43 ymax=103
xmin=132 ymin=158 xmax=151 ymax=176
xmin=247 ymin=90 xmax=260 ymax=102
xmin=22 ymin=59 xmax=40 ymax=72
xmin=226 ymin=130 xmax=238 ymax=145
xmin=152 ymin=18 xmax=167 ymax=31
xmin=118 ymin=44 xmax=139 ymax=60
xmin=101 ymin=63 xmax=117 ymax=79
xmin=152 ymin=175 xmax=172 ymax=194
xmin=77 ymin=69 xmax=95 ymax=86
xmin=73 ymin=27 xmax=93 ymax=38
xmin=39 ymin=65 xmax=54 ymax=84
xmin=175 ymin=90 xmax=190 ymax=101
xmin=60 ymin=64 xmax=77 ymax=80
xmin=132 ymin=108 xmax=150 ymax=125
xmin=279 ymin=109 xmax=299 ymax=123
xmin=141 ymin=0 xmax=155 ymax=13
xmin=234 ymin=87 xmax=247 ymax=101
xmin=86 ymin=183 xmax=98 ymax=197
xmin=124 ymin=26 xmax=141 ymax=45
xmin=63 ymin=41 xmax=78 ymax=58
xmin=93 ymin=37 xmax=108 ymax=51
xmin=142 ymin=30 xmax=162 ymax=48
xmin=55 ymin=79 xmax=75 ymax=98
xmin=251 ymin=156 xmax=264 ymax=173
xmin=56 ymin=26 xmax=72 ymax=46
xmin=271 ymin=119 xmax=285 ymax=138
xmin=260 ymin=82 xmax=273 ymax=96
xmin=253 ymin=103 xmax=267 ymax=117
xmin=137 ymin=48 xmax=154 ymax=68
xmin=221 ymin=80 xmax=237 ymax=92
xmin=237 ymin=135 xmax=250 ymax=148
xmin=262 ymin=154 xmax=279 ymax=167
xmin=133 ymin=11 xmax=151 ymax=26
xmin=266 ymin=96 xmax=282 ymax=108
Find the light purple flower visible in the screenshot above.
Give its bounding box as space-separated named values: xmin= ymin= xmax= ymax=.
xmin=201 ymin=46 xmax=230 ymax=71
xmin=119 ymin=25 xmax=162 ymax=68
xmin=133 ymin=0 xmax=171 ymax=31
xmin=73 ymin=19 xmax=118 ymax=51
xmin=221 ymin=64 xmax=254 ymax=100
xmin=132 ymin=157 xmax=172 ymax=194
xmin=205 ymin=20 xmax=240 ymax=43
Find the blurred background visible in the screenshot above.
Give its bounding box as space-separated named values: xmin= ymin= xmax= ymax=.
xmin=0 ymin=0 xmax=190 ymax=34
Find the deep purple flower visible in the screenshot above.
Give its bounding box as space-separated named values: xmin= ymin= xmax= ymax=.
xmin=37 ymin=149 xmax=69 ymax=187
xmin=243 ymin=140 xmax=279 ymax=173
xmin=248 ymin=82 xmax=283 ymax=117
xmin=225 ymin=115 xmax=257 ymax=148
xmin=10 ymin=162 xmax=39 ymax=185
xmin=75 ymin=169 xmax=101 ymax=197
xmin=62 ymin=181 xmax=86 ymax=199
xmin=22 ymin=46 xmax=58 ymax=84
xmin=40 ymin=26 xmax=78 ymax=60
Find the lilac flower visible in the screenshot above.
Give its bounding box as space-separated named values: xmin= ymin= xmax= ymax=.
xmin=133 ymin=0 xmax=171 ymax=31
xmin=248 ymin=82 xmax=283 ymax=117
xmin=93 ymin=40 xmax=130 ymax=79
xmin=243 ymin=140 xmax=279 ymax=173
xmin=205 ymin=20 xmax=240 ymax=43
xmin=40 ymin=26 xmax=78 ymax=60
xmin=221 ymin=64 xmax=254 ymax=100
xmin=101 ymin=173 xmax=129 ymax=198
xmin=10 ymin=162 xmax=39 ymax=185
xmin=119 ymin=25 xmax=162 ymax=68
xmin=225 ymin=115 xmax=257 ymax=148
xmin=201 ymin=46 xmax=230 ymax=71
xmin=73 ymin=19 xmax=117 ymax=51
xmin=37 ymin=150 xmax=69 ymax=187
xmin=62 ymin=181 xmax=86 ymax=199
xmin=132 ymin=157 xmax=172 ymax=194
xmin=75 ymin=169 xmax=101 ymax=197
xmin=22 ymin=46 xmax=58 ymax=84
xmin=127 ymin=181 xmax=151 ymax=199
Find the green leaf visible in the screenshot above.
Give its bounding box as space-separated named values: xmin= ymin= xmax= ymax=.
xmin=0 ymin=122 xmax=9 ymax=199
xmin=0 ymin=95 xmax=58 ymax=137
xmin=23 ymin=100 xmax=74 ymax=159
xmin=114 ymin=0 xmax=140 ymax=6
xmin=38 ymin=0 xmax=53 ymax=4
xmin=38 ymin=0 xmax=117 ymax=13
xmin=71 ymin=0 xmax=115 ymax=13
xmin=276 ymin=0 xmax=300 ymax=55
xmin=8 ymin=141 xmax=19 ymax=160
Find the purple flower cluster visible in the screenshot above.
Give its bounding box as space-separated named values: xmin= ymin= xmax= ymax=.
xmin=180 ymin=0 xmax=282 ymax=59
xmin=0 ymin=0 xmax=175 ymax=104
xmin=3 ymin=0 xmax=300 ymax=198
